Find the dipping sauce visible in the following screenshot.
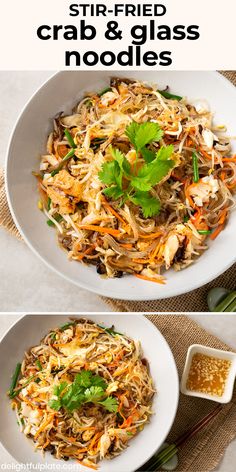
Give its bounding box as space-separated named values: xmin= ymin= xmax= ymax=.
xmin=186 ymin=353 xmax=231 ymax=397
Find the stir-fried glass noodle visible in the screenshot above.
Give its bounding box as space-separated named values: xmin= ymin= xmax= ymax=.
xmin=36 ymin=78 xmax=236 ymax=284
xmin=9 ymin=319 xmax=155 ymax=467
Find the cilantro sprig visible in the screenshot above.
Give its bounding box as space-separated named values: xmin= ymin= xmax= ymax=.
xmin=48 ymin=370 xmax=118 ymax=414
xmin=98 ymin=121 xmax=175 ymax=218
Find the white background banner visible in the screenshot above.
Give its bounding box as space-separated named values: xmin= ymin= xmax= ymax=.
xmin=0 ymin=0 xmax=235 ymax=70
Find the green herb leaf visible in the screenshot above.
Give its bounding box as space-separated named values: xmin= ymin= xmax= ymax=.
xmin=99 ymin=161 xmax=121 ymax=187
xmin=103 ymin=186 xmax=124 ymax=199
xmin=132 ymin=145 xmax=174 ymax=191
xmin=130 ymin=191 xmax=161 ymax=218
xmin=74 ymin=370 xmax=93 ymax=388
xmin=140 ymin=147 xmax=156 ymax=163
xmin=53 ymin=382 xmax=68 ymax=397
xmin=125 ymin=121 xmax=163 ymax=151
xmin=111 ymin=147 xmax=131 ymax=177
xmin=84 ymin=386 xmax=104 ymax=403
xmin=98 ymin=397 xmax=118 ymax=413
xmin=48 ymin=399 xmax=61 ymax=411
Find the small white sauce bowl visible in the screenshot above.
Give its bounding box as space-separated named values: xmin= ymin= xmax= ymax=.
xmin=180 ymin=344 xmax=236 ymax=403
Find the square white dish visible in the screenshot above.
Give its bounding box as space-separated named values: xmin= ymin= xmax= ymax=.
xmin=180 ymin=344 xmax=236 ymax=403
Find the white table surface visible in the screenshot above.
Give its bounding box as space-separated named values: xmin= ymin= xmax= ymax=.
xmin=0 ymin=71 xmax=109 ymax=312
xmin=0 ymin=314 xmax=236 ymax=470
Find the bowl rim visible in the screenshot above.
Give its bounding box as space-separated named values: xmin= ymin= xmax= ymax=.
xmin=5 ymin=70 xmax=236 ymax=300
xmin=0 ymin=313 xmax=180 ymax=471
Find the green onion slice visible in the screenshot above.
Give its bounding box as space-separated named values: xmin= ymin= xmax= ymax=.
xmin=64 ymin=129 xmax=76 ymax=149
xmin=192 ymin=152 xmax=199 ymax=183
xmin=9 ymin=363 xmax=21 ymax=398
xmin=197 ymin=230 xmax=212 ymax=235
xmin=158 ymin=90 xmax=182 ymax=101
xmin=51 ymin=148 xmax=75 ymax=176
xmin=98 ymin=86 xmax=112 ymax=97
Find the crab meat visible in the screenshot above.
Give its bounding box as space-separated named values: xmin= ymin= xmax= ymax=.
xmin=100 ymin=432 xmax=111 ymax=458
xmin=45 ymin=170 xmax=82 ymax=214
xmin=100 ymin=90 xmax=119 ymax=107
xmin=189 ymin=175 xmax=219 ymax=207
xmin=21 ymin=403 xmax=41 ymax=426
xmin=202 ymin=129 xmax=218 ymax=149
xmin=106 ymin=381 xmax=119 ymax=395
xmin=51 ymin=170 xmax=82 ymax=197
xmin=163 ymin=224 xmax=190 ymax=269
xmin=60 ymin=339 xmax=95 ymax=358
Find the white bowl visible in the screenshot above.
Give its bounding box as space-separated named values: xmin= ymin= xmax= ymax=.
xmin=0 ymin=314 xmax=179 ymax=472
xmin=5 ymin=71 xmax=236 ymax=300
xmin=180 ymin=344 xmax=236 ymax=403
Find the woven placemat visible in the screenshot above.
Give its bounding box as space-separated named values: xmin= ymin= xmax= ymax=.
xmin=147 ymin=314 xmax=236 ymax=472
xmin=0 ymin=72 xmax=235 ymax=311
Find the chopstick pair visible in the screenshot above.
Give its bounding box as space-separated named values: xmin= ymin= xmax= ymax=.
xmin=137 ymin=403 xmax=223 ymax=471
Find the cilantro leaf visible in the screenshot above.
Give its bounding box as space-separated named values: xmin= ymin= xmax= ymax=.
xmin=140 ymin=147 xmax=156 ymax=163
xmin=98 ymin=397 xmax=119 ymax=413
xmin=98 ymin=161 xmax=121 ymax=187
xmin=125 ymin=121 xmax=140 ymax=148
xmin=61 ymin=384 xmax=84 ymax=412
xmin=111 ymin=147 xmax=131 ymax=177
xmin=129 ymin=191 xmax=161 ymax=218
xmin=53 ymin=382 xmax=68 ymax=397
xmin=84 ymin=386 xmax=105 ymax=403
xmin=48 ymin=399 xmax=61 ymax=411
xmin=74 ymin=370 xmax=93 ymax=388
xmin=156 ymin=144 xmax=174 ymax=162
xmin=103 ymin=186 xmax=124 ymax=199
xmin=133 ymin=145 xmax=175 ymax=190
xmin=125 ymin=121 xmax=163 ymax=151
xmin=91 ymin=375 xmax=107 ymax=390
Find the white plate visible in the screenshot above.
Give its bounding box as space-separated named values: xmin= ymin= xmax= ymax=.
xmin=0 ymin=314 xmax=179 ymax=472
xmin=5 ymin=71 xmax=236 ymax=300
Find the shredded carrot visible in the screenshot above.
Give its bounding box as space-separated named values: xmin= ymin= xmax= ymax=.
xmin=218 ymin=208 xmax=228 ymax=226
xmin=34 ymin=413 xmax=55 ymax=439
xmin=139 ymin=231 xmax=163 ymax=240
xmin=132 ymin=258 xmax=151 ymax=264
xmin=77 ymin=461 xmax=98 ymax=470
xmin=220 ymin=171 xmax=226 ymax=181
xmin=77 ymin=244 xmax=95 ymax=260
xmin=134 ymin=273 xmax=166 ymax=285
xmin=198 ymin=147 xmax=212 ymax=160
xmin=226 ymin=179 xmax=236 ymax=189
xmin=103 ymin=199 xmax=128 ymax=229
xmin=42 ymin=439 xmax=50 ymax=450
xmin=210 ymin=224 xmax=224 ymax=240
xmin=78 ymin=224 xmax=121 ymax=237
xmin=89 ymin=432 xmax=103 ymax=451
xmin=121 ymin=415 xmax=133 ymax=429
xmin=77 ymin=426 xmax=96 ymax=432
xmin=120 ymin=243 xmax=133 ymax=249
xmin=222 ymin=156 xmax=236 ymax=163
